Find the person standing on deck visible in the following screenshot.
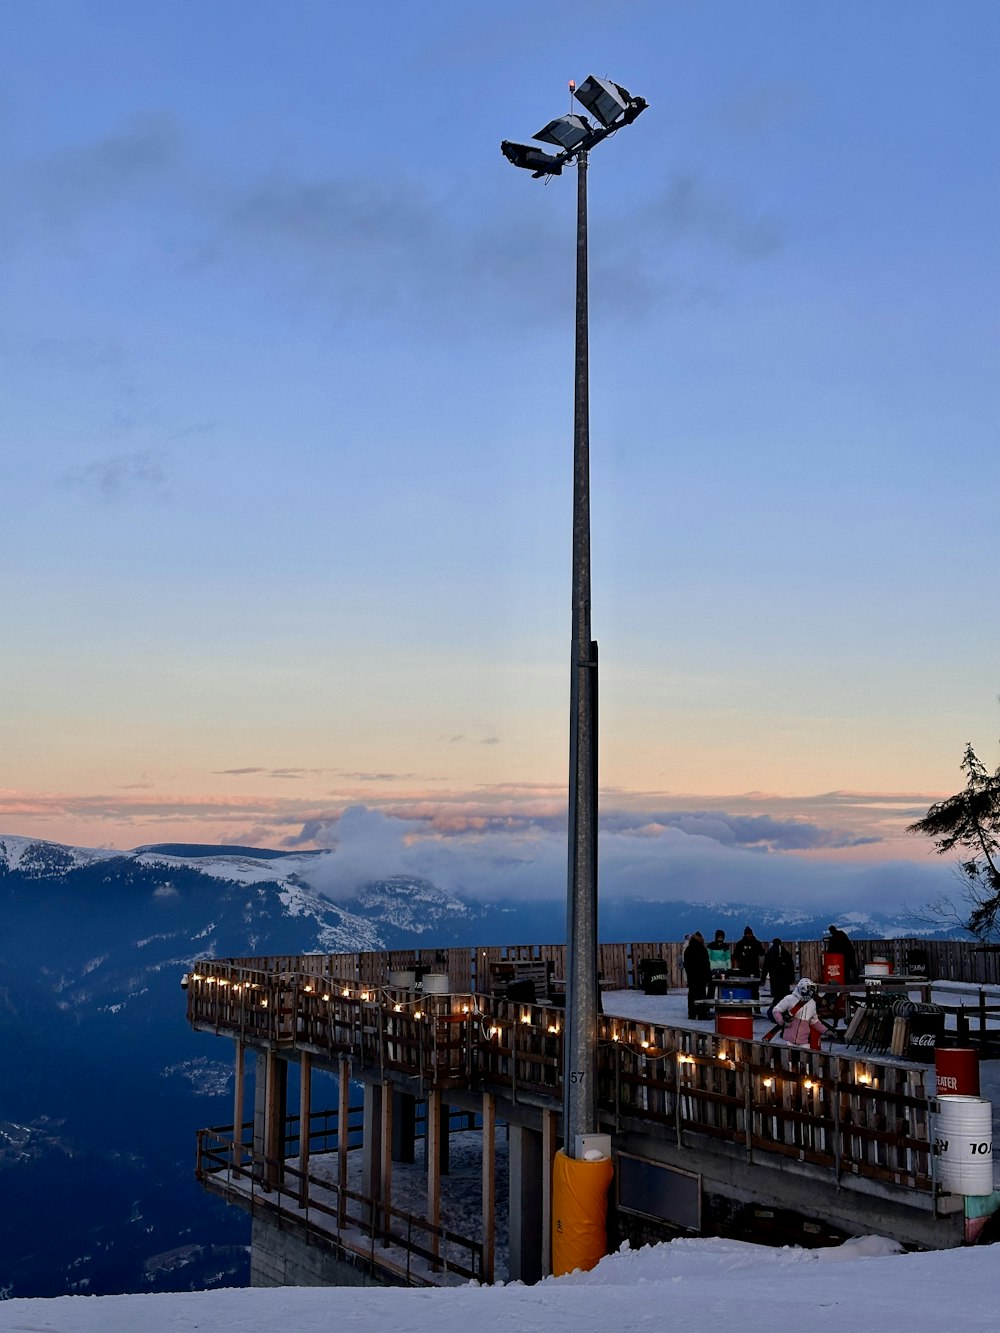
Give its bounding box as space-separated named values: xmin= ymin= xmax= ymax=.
xmin=827 ymin=925 xmax=859 ymax=982
xmin=683 ymin=931 xmax=712 ymax=1020
xmin=707 ymin=929 xmax=731 ymax=975
xmin=760 ymin=937 xmax=795 ymax=1019
xmin=771 ymin=978 xmax=825 ymax=1048
xmin=732 ymin=925 xmax=765 ymax=975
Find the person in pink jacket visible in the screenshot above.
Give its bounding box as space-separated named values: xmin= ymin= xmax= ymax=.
xmin=771 ymin=978 xmax=825 ymax=1048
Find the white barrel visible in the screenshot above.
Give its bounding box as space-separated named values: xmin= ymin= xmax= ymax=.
xmin=421 ymin=972 xmax=450 ymax=995
xmin=933 ymin=1095 xmax=995 ymax=1195
xmin=389 ymin=969 xmax=416 ymax=988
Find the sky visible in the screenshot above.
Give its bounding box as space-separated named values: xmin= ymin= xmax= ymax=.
xmin=1 ymin=1233 xmax=999 ymax=1333
xmin=2 ymin=2 xmax=999 ymax=907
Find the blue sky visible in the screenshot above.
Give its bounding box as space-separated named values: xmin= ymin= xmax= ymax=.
xmin=2 ymin=2 xmax=998 ymax=907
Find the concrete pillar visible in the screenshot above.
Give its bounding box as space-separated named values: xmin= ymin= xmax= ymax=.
xmin=508 ymin=1124 xmax=543 ymax=1284
xmin=392 ymin=1090 xmax=417 ymax=1164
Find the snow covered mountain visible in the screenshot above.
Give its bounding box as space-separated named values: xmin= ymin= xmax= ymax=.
xmin=0 ymin=835 xmax=489 ymax=1301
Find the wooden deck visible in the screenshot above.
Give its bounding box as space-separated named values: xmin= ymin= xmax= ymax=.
xmin=187 ymin=946 xmax=954 ymax=1199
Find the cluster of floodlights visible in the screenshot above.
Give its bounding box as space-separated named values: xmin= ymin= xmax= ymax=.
xmin=501 ymin=75 xmax=647 ymax=177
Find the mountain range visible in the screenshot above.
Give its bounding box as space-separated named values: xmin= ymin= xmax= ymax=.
xmin=0 ymin=833 xmax=952 ymax=1298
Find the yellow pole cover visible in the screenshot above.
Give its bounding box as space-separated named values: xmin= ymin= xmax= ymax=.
xmin=551 ymin=1147 xmax=614 ymax=1276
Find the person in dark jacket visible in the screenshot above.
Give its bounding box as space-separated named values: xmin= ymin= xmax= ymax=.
xmin=827 ymin=925 xmax=859 ymax=983
xmin=732 ymin=926 xmax=765 ymax=975
xmin=683 ymin=931 xmax=712 ymax=1020
xmin=760 ymin=937 xmax=796 ymax=1018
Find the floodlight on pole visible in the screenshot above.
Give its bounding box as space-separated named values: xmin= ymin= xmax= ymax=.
xmin=534 ymin=115 xmax=593 ymax=152
xmin=501 ymin=77 xmax=645 ymax=1270
xmin=500 ymin=140 xmax=566 ymax=177
xmin=572 ymin=75 xmax=647 ymax=128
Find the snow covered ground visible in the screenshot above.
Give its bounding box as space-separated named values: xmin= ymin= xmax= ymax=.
xmin=1 ymin=1233 xmax=997 ymax=1332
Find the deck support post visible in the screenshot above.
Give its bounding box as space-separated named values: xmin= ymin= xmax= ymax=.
xmin=232 ymin=1038 xmax=245 ymax=1178
xmin=481 ymin=1091 xmax=496 ymax=1283
xmin=256 ymin=1051 xmax=286 ymax=1192
xmin=380 ymin=1081 xmax=394 ymax=1245
xmin=362 ymin=1081 xmax=384 ymax=1210
xmin=299 ymin=1052 xmax=312 ymax=1206
xmin=337 ymin=1057 xmax=350 ymax=1229
xmin=426 ymin=1089 xmax=442 ymax=1263
xmin=508 ymin=1124 xmax=543 ymax=1284
xmin=392 ymin=1090 xmax=417 ymax=1163
xmin=541 ymin=1107 xmax=558 ymax=1277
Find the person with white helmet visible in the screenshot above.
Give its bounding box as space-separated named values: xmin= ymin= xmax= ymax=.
xmin=770 ymin=977 xmax=826 ymax=1048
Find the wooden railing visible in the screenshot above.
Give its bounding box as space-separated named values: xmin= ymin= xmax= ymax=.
xmin=212 ymin=937 xmax=1000 ymax=995
xmin=188 ymin=965 xmax=934 ymax=1195
xmin=196 ymin=1123 xmax=483 ymax=1285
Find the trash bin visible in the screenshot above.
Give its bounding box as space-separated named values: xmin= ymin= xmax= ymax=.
xmin=637 ymin=958 xmax=669 ymax=995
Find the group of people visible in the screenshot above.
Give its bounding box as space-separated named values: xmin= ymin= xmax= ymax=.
xmin=681 ymin=923 xmax=858 ymax=1047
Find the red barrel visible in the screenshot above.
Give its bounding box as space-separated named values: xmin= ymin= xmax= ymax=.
xmin=823 ymin=952 xmax=845 ymax=984
xmin=716 ymin=1011 xmax=753 ymax=1040
xmin=935 ymin=1047 xmax=980 ymax=1096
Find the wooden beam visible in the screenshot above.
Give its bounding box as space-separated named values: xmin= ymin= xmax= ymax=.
xmin=481 ymin=1091 xmax=496 ymax=1283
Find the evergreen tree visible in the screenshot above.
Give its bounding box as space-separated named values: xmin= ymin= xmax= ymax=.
xmin=909 ymin=742 xmax=1000 ymax=939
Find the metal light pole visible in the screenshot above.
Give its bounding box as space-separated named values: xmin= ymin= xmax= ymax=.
xmin=502 ymin=77 xmax=646 ymax=1161
xmin=565 ymin=143 xmax=599 ymax=1153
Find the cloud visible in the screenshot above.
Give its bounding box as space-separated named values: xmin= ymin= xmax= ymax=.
xmin=3 ymin=120 xmax=182 ymax=245
xmin=62 ymin=448 xmax=170 ymax=501
xmin=1 ymin=785 xmax=950 ymax=914
xmin=296 ymin=801 xmax=947 ymax=914
xmin=646 ymin=174 xmax=781 ymax=259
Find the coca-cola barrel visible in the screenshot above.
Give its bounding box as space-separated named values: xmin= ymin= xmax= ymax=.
xmin=936 ymin=1047 xmax=980 ymax=1096
xmin=906 ymin=1011 xmax=945 ymax=1061
xmin=822 ymin=952 xmax=845 ymax=984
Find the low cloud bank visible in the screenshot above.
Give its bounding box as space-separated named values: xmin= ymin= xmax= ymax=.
xmin=298 ymin=804 xmax=950 ymax=915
